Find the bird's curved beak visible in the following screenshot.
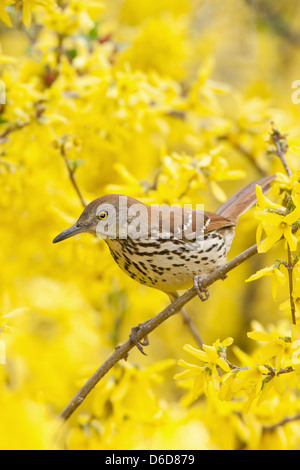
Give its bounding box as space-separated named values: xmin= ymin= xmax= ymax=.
xmin=53 ymin=223 xmax=84 ymax=244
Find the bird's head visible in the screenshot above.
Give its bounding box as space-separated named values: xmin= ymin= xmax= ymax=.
xmin=53 ymin=194 xmax=147 ymax=243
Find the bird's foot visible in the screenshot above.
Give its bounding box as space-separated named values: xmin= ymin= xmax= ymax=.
xmin=193 ymin=274 xmax=210 ymax=301
xmin=130 ymin=322 xmax=150 ymax=355
xmin=114 ymin=344 xmax=129 ymax=361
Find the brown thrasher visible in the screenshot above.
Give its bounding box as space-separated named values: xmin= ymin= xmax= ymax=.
xmin=53 ymin=175 xmax=274 ymax=349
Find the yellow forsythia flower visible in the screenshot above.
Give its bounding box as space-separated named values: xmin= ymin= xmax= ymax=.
xmin=246 ymin=265 xmax=286 ymax=300
xmin=255 ymin=185 xmax=300 ymax=253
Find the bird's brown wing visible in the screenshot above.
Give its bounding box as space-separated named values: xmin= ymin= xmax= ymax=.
xmin=147 ymin=206 xmax=235 ymax=240
xmin=201 ymin=211 xmax=236 ymax=233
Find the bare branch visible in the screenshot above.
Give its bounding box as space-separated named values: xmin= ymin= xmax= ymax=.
xmin=270 ymin=125 xmax=292 ymax=177
xmin=180 ymin=307 xmax=204 ymax=349
xmin=263 ymin=414 xmax=300 ymax=433
xmin=58 ymin=242 xmax=258 ymax=422
xmin=0 ymin=102 xmax=45 ymax=144
xmin=60 ymin=144 xmax=87 ymax=209
xmin=219 ymin=134 xmax=267 ymax=177
xmin=0 ymin=121 xmax=30 ymax=144
xmin=168 ymin=292 xmax=204 ymax=349
xmin=287 ymin=246 xmax=296 ymax=325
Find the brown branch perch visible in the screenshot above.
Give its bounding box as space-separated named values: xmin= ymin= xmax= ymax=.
xmin=58 ymin=242 xmax=258 ymax=422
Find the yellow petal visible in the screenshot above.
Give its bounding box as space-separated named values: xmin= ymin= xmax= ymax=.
xmin=257 ymin=229 xmax=282 ymax=253
xmin=292 ymin=181 xmax=300 ymax=198
xmin=271 ymin=276 xmax=278 ymax=300
xmin=22 ymin=2 xmax=33 ymax=28
xmin=256 ymin=185 xmax=266 ymax=209
xmin=0 ymin=4 xmax=12 ymax=27
xmin=255 ymin=210 xmax=282 ymax=225
xmin=292 ymin=324 xmax=300 ymax=341
xmin=219 ymin=373 xmax=235 ymax=401
xmin=210 ymin=181 xmax=227 ymax=203
xmin=174 ymin=369 xmax=199 ymax=380
xmin=283 ymin=226 xmax=298 ymax=251
xmin=246 ymin=266 xmax=273 ymax=282
xmin=177 ymin=359 xmax=201 ymax=370
xmin=247 ymin=331 xmax=272 ymax=342
xmin=183 ymin=344 xmax=208 ymax=362
xmin=256 ymin=185 xmax=284 ymax=210
xmin=256 ymin=222 xmax=263 ymax=247
xmin=221 ymin=337 xmax=234 ymax=347
xmin=202 ymin=344 xmax=218 ymax=362
xmin=273 ymin=376 xmax=286 ymax=394
xmin=216 ymin=357 xmax=231 ymax=372
xmin=284 ymin=203 xmax=300 ymax=223
xmin=274 ymin=268 xmax=286 ymax=284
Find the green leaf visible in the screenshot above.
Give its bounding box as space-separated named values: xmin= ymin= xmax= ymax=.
xmin=66 ymin=49 xmax=77 ymax=60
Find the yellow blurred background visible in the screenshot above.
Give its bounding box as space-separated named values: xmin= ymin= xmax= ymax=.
xmin=1 ymin=0 xmax=300 ymax=450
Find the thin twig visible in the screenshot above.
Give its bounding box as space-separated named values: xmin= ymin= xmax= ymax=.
xmin=58 ymin=243 xmax=258 ymax=422
xmin=0 ymin=121 xmax=30 ymax=143
xmin=219 ymin=134 xmax=267 ymax=177
xmin=263 ymin=363 xmax=294 ymax=378
xmin=270 ymin=125 xmax=292 ymax=177
xmin=0 ymin=103 xmax=45 ymax=144
xmin=180 ymin=307 xmax=204 ymax=349
xmin=60 ymin=145 xmax=87 ymax=209
xmin=219 ymin=349 xmax=249 ymax=372
xmin=263 ymin=414 xmax=300 ymax=433
xmin=270 ymin=125 xmax=296 ymax=324
xmin=56 ymin=33 xmax=65 ymax=66
xmin=168 ymin=293 xmax=203 ymax=349
xmin=272 ymin=366 xmax=294 ymax=376
xmin=287 ymin=246 xmax=297 ymax=325
xmin=246 ymin=1 xmax=300 ymax=46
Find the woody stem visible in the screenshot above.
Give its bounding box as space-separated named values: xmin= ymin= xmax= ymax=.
xmin=287 ymin=246 xmax=297 ymax=325
xmin=57 ymin=242 xmax=258 ymax=423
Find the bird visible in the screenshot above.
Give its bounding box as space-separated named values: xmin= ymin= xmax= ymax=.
xmin=53 ymin=175 xmax=274 ymax=351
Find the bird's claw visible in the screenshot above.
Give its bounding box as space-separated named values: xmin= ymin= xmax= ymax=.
xmin=194 ymin=274 xmax=210 ymax=301
xmin=114 ymin=344 xmax=129 ymax=361
xmin=130 ymin=322 xmax=149 ymax=355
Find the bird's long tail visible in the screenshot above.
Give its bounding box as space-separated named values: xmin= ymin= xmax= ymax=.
xmin=215 ymin=175 xmax=275 ymax=223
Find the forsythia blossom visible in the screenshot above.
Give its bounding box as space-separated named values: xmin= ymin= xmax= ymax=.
xmin=246 ymin=265 xmax=286 ymax=300
xmin=255 ymin=184 xmax=300 ymax=253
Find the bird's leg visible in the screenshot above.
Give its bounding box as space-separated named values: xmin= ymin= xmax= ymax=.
xmin=130 ymin=321 xmax=150 ymax=355
xmin=193 ymin=274 xmax=210 ymax=301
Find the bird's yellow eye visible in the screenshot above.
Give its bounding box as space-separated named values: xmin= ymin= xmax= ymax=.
xmin=98 ymin=210 xmax=108 ymax=220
